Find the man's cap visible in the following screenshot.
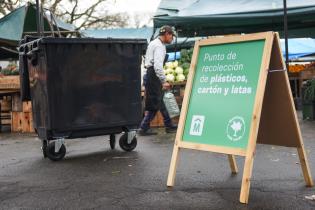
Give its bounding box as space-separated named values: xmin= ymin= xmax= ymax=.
xmin=159 ymin=25 xmax=176 ymax=36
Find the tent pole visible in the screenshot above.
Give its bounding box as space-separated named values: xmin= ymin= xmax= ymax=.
xmin=40 ymin=4 xmax=45 ymax=37
xmin=35 ymin=0 xmax=41 ymax=36
xmin=283 ymin=0 xmax=289 ymax=71
xmin=174 ymin=30 xmax=178 ymax=60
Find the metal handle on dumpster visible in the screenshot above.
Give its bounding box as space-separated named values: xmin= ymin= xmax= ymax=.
xmin=31 ymin=40 xmax=41 ymax=52
xmin=27 ymin=51 xmax=39 ymax=67
xmin=26 ymin=40 xmax=41 ymax=67
xmin=18 ymin=45 xmax=28 ymax=56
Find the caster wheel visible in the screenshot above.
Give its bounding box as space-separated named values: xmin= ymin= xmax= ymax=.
xmin=119 ymin=133 xmax=137 ymax=152
xmin=46 ymin=141 xmax=66 ymax=161
xmin=110 ymin=134 xmax=116 ymax=150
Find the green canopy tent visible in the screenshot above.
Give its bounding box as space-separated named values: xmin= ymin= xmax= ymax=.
xmin=154 ymin=0 xmax=315 ymax=38
xmin=0 ymin=3 xmax=76 ymax=59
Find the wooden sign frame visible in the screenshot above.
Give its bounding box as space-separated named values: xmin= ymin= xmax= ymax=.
xmin=167 ymin=32 xmax=313 ymax=204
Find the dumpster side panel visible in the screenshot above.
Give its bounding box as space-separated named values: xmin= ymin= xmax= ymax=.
xmin=45 ymin=42 xmax=142 ymax=131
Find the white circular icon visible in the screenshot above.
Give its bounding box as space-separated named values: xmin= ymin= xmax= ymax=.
xmin=226 ymin=116 xmax=246 ymax=142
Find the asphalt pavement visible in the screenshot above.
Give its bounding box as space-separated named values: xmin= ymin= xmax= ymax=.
xmin=0 ymin=113 xmax=315 ymax=209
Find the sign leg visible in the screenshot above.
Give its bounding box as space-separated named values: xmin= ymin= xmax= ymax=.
xmin=228 ymin=154 xmax=238 ymax=174
xmin=239 ymin=150 xmax=255 ymax=204
xmin=297 ymin=146 xmax=314 ymax=186
xmin=167 ymin=145 xmax=180 ymax=187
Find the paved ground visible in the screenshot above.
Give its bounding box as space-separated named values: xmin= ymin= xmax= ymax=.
xmin=0 ymin=113 xmax=315 ymax=209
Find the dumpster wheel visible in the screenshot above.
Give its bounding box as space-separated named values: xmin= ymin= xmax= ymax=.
xmin=46 ymin=141 xmax=66 ymax=161
xmin=109 ymin=134 xmax=116 ymax=150
xmin=119 ymin=133 xmax=137 ymax=152
xmin=41 ymin=141 xmax=47 ymax=158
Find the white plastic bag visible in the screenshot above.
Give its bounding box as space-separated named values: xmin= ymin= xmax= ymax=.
xmin=163 ymin=91 xmax=180 ymax=118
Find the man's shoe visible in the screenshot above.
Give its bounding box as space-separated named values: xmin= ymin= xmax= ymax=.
xmin=165 ymin=125 xmax=178 ymax=133
xmin=137 ymin=128 xmax=157 ymax=136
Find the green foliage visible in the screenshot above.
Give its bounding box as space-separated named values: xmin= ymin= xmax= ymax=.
xmin=179 ymin=48 xmax=193 ymax=77
xmin=181 ymin=62 xmax=190 ymax=70
xmin=1 ymin=68 xmax=19 ymax=75
xmin=1 ymin=63 xmax=19 ymax=75
xmin=179 ymin=48 xmax=193 ymax=64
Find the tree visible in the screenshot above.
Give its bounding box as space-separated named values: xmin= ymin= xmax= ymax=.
xmin=132 ymin=12 xmax=154 ymax=28
xmin=0 ymin=0 xmax=22 ymax=15
xmin=0 ymin=0 xmax=129 ymax=30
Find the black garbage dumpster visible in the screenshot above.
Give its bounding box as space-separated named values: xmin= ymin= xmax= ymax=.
xmin=19 ymin=37 xmax=147 ymax=161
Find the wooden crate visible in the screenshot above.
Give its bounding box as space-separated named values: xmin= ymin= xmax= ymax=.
xmin=0 ymin=75 xmax=20 ymax=90
xmin=0 ymin=97 xmax=12 ymax=112
xmin=11 ymin=111 xmax=34 ymax=133
xmin=151 ymin=111 xmax=165 ymax=127
xmin=1 ymin=112 xmax=11 ymax=125
xmin=23 ymin=101 xmax=32 ymax=112
xmin=11 ymin=112 xmax=23 ymax=132
xmin=12 ymin=93 xmax=22 ymax=112
xmin=22 ymin=112 xmax=34 ymax=133
xmin=150 ymin=111 xmax=180 ymax=128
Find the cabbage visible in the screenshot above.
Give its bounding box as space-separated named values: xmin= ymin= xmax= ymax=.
xmin=165 ymin=62 xmax=173 ymax=69
xmin=176 ymin=74 xmax=186 ymax=82
xmin=166 ymin=74 xmax=175 ymax=82
xmin=183 ymin=68 xmax=189 ymax=76
xmin=172 ymin=60 xmax=178 ymax=68
xmin=166 ymin=68 xmax=174 ymax=74
xmin=175 ymin=67 xmax=183 ymax=74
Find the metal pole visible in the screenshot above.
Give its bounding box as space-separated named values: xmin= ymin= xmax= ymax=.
xmin=35 ymin=0 xmax=41 ymax=36
xmin=174 ymin=31 xmax=178 ymax=60
xmin=40 ymin=4 xmax=45 ymax=37
xmin=283 ymin=0 xmax=289 ymax=70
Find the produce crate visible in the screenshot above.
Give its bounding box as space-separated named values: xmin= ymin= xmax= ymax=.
xmin=0 ymin=96 xmax=12 ymax=112
xmin=0 ymin=75 xmax=20 ymax=91
xmin=10 ymin=93 xmax=34 ymax=133
xmin=11 ymin=93 xmax=23 ymax=112
xmin=0 ymin=96 xmax=12 ymax=131
xmin=150 ymin=111 xmax=180 ymax=128
xmin=23 ymin=101 xmax=32 ymax=113
xmin=11 ymin=111 xmax=23 ymax=132
xmin=0 ymin=111 xmax=11 ymax=127
xmin=11 ymin=111 xmax=34 ymax=133
xmin=151 ymin=111 xmax=165 ymax=127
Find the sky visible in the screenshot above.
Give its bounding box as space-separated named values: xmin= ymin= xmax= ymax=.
xmin=0 ymin=0 xmax=162 ymax=28
xmin=84 ymin=0 xmax=162 ymax=27
xmin=107 ymin=0 xmax=161 ymax=13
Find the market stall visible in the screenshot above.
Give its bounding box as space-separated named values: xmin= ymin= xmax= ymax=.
xmin=154 ymin=0 xmax=315 ymax=38
xmin=151 ymin=0 xmax=315 ymax=121
xmin=0 ymin=74 xmax=34 ymax=133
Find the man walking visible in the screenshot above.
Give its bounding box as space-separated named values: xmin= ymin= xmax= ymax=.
xmin=138 ymin=25 xmax=177 ymax=136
